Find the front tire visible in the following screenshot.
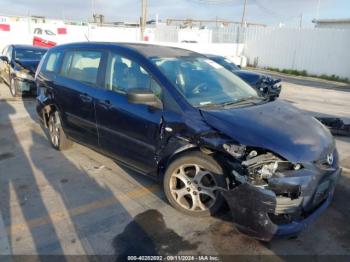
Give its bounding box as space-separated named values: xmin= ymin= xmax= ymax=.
xmin=10 ymin=77 xmax=17 ymax=97
xmin=48 ymin=111 xmax=72 ymax=150
xmin=163 ymin=151 xmax=227 ymax=217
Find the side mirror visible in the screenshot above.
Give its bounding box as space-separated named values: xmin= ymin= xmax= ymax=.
xmin=237 ymin=65 xmax=242 ymax=69
xmin=0 ymin=56 xmax=9 ymax=63
xmin=127 ymin=88 xmax=162 ymax=109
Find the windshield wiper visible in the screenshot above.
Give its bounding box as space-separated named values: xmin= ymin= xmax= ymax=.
xmin=219 ymin=96 xmax=265 ymax=107
xmin=198 ymin=96 xmax=265 ymax=109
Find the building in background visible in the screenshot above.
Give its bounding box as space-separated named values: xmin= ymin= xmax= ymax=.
xmin=312 ymin=18 xmax=350 ymax=29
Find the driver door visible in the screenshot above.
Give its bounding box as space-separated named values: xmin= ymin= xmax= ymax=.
xmin=95 ymin=52 xmax=163 ymax=174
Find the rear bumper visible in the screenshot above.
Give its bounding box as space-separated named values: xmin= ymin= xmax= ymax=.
xmin=222 ymin=167 xmax=341 ymax=241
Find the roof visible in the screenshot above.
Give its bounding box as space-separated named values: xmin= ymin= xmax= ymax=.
xmin=312 ymin=18 xmax=350 ymax=24
xmin=204 ymin=54 xmax=222 ymax=58
xmin=12 ymin=44 xmax=48 ymax=50
xmin=121 ymin=43 xmax=201 ymax=58
xmin=52 ymin=42 xmax=202 ymax=58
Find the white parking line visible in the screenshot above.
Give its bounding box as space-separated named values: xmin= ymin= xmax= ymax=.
xmin=0 ymin=210 xmax=11 ymax=256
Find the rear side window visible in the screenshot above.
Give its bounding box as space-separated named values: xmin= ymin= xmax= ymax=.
xmin=60 ymin=50 xmax=102 ymax=86
xmin=42 ymin=50 xmax=62 ymax=73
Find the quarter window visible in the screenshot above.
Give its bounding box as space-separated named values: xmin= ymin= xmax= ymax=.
xmin=60 ymin=50 xmax=102 ymax=85
xmin=105 ymin=53 xmax=161 ymax=97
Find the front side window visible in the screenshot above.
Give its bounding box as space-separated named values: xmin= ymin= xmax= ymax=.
xmin=105 ymin=53 xmax=161 ymax=97
xmin=152 ymin=56 xmax=259 ymax=107
xmin=14 ymin=48 xmax=46 ymax=61
xmin=60 ymin=50 xmax=102 ymax=85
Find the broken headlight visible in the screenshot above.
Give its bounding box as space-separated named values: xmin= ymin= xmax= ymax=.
xmin=15 ymin=71 xmax=34 ymax=81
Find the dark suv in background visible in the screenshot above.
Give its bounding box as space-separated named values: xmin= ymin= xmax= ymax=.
xmin=0 ymin=44 xmax=47 ymax=97
xmin=206 ymin=54 xmax=281 ymax=100
xmin=35 ymin=42 xmax=340 ymax=241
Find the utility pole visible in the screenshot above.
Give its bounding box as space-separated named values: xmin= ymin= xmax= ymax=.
xmin=299 ymin=12 xmax=303 ymax=29
xmin=140 ymin=0 xmax=148 ymax=41
xmin=92 ymin=0 xmax=95 ymax=18
xmin=316 ymin=0 xmax=321 ymax=19
xmin=241 ymin=0 xmax=247 ymax=26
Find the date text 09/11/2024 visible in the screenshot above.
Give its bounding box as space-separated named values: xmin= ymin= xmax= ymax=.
xmin=127 ymin=255 xmax=220 ymax=261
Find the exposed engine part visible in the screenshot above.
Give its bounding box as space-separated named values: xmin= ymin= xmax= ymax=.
xmin=247 ymin=150 xmax=258 ymax=159
xmin=242 ymin=152 xmax=280 ymax=167
xmin=242 ymin=152 xmax=302 ymax=181
xmin=222 ymin=144 xmax=246 ymax=158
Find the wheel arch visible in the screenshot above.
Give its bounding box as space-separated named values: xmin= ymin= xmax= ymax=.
xmin=157 ymin=143 xmax=230 ymax=182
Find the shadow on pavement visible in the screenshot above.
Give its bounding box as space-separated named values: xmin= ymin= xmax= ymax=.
xmin=0 ymin=100 xmax=64 ymax=254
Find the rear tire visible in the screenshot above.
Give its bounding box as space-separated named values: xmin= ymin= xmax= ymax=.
xmin=48 ymin=111 xmax=72 ymax=150
xmin=163 ymin=151 xmax=227 ymax=217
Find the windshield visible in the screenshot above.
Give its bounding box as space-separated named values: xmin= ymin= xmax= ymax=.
xmin=152 ymin=57 xmax=259 ymax=107
xmin=210 ymin=56 xmax=241 ymax=71
xmin=15 ymin=48 xmax=46 ymax=61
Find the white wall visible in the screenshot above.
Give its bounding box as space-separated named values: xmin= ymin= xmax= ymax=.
xmin=0 ymin=22 xmax=141 ymax=51
xmin=0 ymin=20 xmax=243 ymax=65
xmin=1 ymin=17 xmax=349 ymax=79
xmin=154 ymin=42 xmax=245 ymax=65
xmin=0 ymin=21 xmax=33 ymax=50
xmin=244 ymin=27 xmax=350 ymax=79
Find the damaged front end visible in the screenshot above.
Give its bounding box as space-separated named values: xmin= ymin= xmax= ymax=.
xmin=255 ymin=77 xmax=282 ymax=101
xmin=220 ymin=148 xmax=341 ymax=241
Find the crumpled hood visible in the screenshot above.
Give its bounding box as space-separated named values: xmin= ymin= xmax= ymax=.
xmin=15 ymin=60 xmax=40 ymax=74
xmin=201 ymin=100 xmax=333 ymax=163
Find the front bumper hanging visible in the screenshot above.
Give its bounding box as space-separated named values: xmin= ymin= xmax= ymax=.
xmin=221 ymin=167 xmax=341 ymax=241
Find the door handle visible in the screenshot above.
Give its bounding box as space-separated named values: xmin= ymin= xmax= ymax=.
xmin=80 ymin=93 xmax=92 ymax=103
xmin=99 ymin=99 xmax=112 ymax=109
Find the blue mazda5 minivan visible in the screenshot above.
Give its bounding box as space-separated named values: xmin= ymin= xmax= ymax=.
xmin=35 ymin=42 xmax=341 ymax=241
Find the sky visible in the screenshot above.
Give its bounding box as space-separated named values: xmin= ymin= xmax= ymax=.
xmin=0 ymin=0 xmax=349 ymax=27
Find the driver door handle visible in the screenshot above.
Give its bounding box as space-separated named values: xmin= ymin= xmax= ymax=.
xmin=99 ymin=99 xmax=112 ymax=109
xmin=80 ymin=93 xmax=92 ymax=103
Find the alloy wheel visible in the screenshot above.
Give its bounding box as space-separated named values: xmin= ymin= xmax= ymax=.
xmin=49 ymin=114 xmax=60 ymax=147
xmin=169 ymin=164 xmax=219 ymax=212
